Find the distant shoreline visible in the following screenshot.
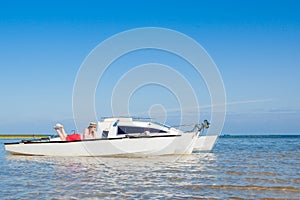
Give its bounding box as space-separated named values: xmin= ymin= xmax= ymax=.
xmin=219 ymin=134 xmax=300 ymax=138
xmin=0 ymin=135 xmax=51 ymax=139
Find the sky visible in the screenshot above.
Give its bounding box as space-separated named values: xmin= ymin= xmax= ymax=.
xmin=0 ymin=0 xmax=300 ymax=135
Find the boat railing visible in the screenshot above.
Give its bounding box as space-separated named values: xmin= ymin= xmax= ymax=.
xmin=175 ymin=120 xmax=210 ymax=133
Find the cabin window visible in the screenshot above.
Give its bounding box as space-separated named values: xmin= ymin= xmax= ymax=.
xmin=117 ymin=126 xmax=167 ymax=135
xmin=102 ymin=130 xmax=109 ymax=138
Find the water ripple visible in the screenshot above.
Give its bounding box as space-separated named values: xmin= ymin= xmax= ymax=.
xmin=0 ymin=138 xmax=299 ymax=199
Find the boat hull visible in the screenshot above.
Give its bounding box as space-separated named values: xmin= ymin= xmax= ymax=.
xmin=5 ymin=133 xmax=198 ymax=156
xmin=193 ymin=135 xmax=218 ymax=152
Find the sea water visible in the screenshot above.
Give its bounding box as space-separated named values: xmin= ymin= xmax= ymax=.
xmin=0 ymin=136 xmax=299 ymax=199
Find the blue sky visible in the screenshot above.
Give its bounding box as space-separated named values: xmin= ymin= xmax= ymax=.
xmin=0 ymin=0 xmax=299 ymax=134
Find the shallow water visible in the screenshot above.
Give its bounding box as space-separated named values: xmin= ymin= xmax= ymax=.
xmin=0 ymin=137 xmax=299 ymax=199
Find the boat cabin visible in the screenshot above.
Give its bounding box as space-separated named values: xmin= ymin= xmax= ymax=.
xmin=96 ymin=117 xmax=181 ymax=138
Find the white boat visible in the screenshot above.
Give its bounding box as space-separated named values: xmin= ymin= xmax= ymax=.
xmin=4 ymin=117 xmax=213 ymax=156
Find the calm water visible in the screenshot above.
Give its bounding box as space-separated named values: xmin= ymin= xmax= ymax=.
xmin=0 ymin=137 xmax=299 ymax=199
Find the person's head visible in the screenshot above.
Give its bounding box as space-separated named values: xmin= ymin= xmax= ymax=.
xmin=88 ymin=122 xmax=97 ymax=133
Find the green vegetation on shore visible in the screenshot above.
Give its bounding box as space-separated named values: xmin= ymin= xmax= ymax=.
xmin=0 ymin=135 xmax=51 ymax=139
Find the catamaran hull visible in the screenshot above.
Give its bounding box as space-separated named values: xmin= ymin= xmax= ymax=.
xmin=5 ymin=133 xmax=198 ymax=156
xmin=193 ymin=135 xmax=218 ymax=152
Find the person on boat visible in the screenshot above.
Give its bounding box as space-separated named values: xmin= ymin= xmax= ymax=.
xmin=53 ymin=123 xmax=68 ymax=141
xmin=53 ymin=123 xmax=81 ymax=141
xmin=82 ymin=122 xmax=97 ymax=139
